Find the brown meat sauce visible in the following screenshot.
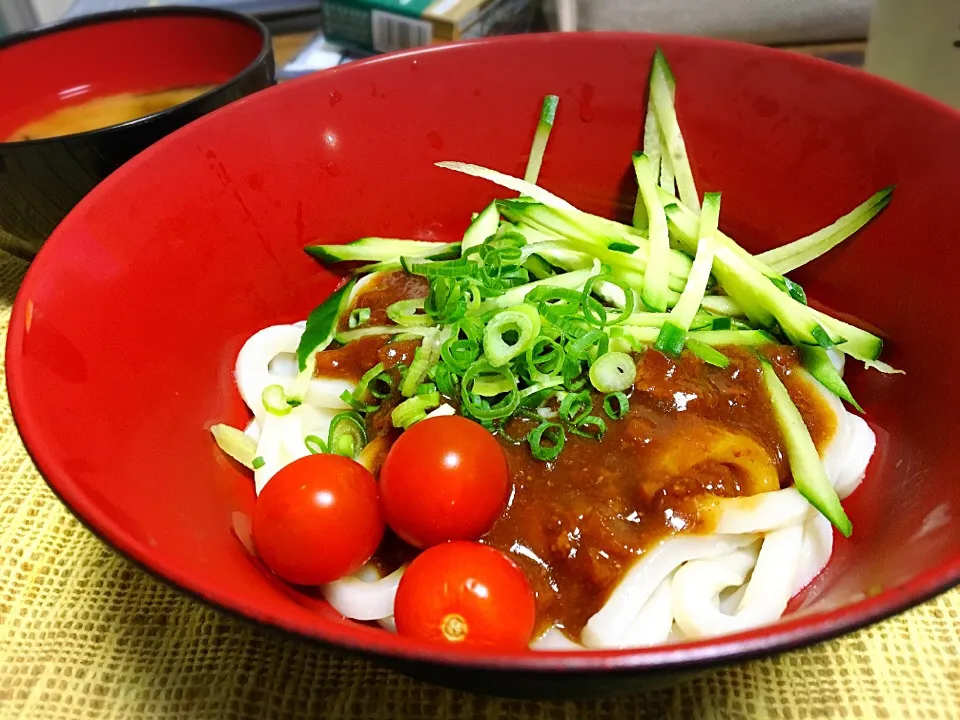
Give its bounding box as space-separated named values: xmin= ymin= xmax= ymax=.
xmin=313 ymin=271 xmax=838 ymax=637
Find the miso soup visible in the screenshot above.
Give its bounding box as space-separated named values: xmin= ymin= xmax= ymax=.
xmin=6 ymin=85 xmax=215 ymax=142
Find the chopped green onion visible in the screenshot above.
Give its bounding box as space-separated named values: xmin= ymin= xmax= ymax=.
xmin=387 ymin=298 xmax=433 ymax=327
xmin=370 ymin=371 xmax=396 ymax=399
xmin=570 ymin=414 xmax=606 ymax=440
xmin=252 ymin=456 xmax=265 ymax=469
xmin=528 ymin=421 xmax=565 ymax=461
xmin=440 ymin=333 xmax=480 ymax=373
xmin=328 ymin=411 xmax=366 ymax=459
xmin=473 ymin=376 xmax=515 ymax=396
xmin=339 ymin=388 xmax=378 ymax=413
xmin=348 ymin=307 xmax=371 ymax=329
xmin=559 ymin=390 xmax=592 ymax=425
xmin=210 ymin=424 xmax=258 ymax=469
xmin=400 ymin=328 xmax=445 ymax=397
xmin=461 ymin=361 xmax=519 ymax=420
xmin=391 ymin=392 xmax=441 ymax=429
xmin=483 ymin=304 xmax=542 ymax=367
xmin=417 ymin=382 xmax=437 ymax=396
xmin=585 ymin=274 xmax=635 ymax=325
xmin=567 ymin=328 xmax=608 ymax=361
xmin=589 ymin=351 xmax=637 ymax=393
xmin=686 ymin=339 xmax=730 ymax=368
xmin=304 ymin=434 xmax=327 ymax=454
xmin=525 ymin=337 xmax=565 ymax=381
xmin=431 ymin=363 xmax=459 ymax=395
xmin=603 ymin=392 xmax=630 ymax=420
xmin=262 ymin=384 xmax=293 ymax=416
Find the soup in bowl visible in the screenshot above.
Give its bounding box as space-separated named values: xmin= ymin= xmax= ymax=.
xmin=0 ymin=7 xmax=274 ymax=258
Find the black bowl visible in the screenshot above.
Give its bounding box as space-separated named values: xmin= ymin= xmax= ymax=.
xmin=0 ymin=6 xmax=275 ymax=258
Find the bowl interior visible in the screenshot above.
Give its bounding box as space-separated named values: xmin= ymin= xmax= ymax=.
xmin=7 ymin=33 xmax=960 ymax=672
xmin=0 ymin=11 xmax=266 ymax=140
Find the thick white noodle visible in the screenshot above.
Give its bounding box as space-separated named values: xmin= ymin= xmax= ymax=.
xmin=531 ymin=627 xmax=585 ymax=651
xmin=581 ymin=534 xmax=757 ymax=649
xmin=576 ymin=369 xmax=876 ymax=650
xmin=253 ymin=404 xmax=340 ymax=494
xmin=234 ymin=324 xmax=354 ymax=422
xmin=322 ymin=565 xmax=405 ymax=621
xmin=619 ymin=574 xmax=677 ymax=648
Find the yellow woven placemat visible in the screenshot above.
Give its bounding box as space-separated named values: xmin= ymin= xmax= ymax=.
xmin=0 ymin=250 xmax=957 ymax=720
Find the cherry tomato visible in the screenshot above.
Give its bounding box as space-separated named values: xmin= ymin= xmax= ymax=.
xmin=253 ymin=454 xmax=384 ymax=586
xmin=379 ymin=415 xmax=510 ymax=548
xmin=394 ymin=541 xmax=536 ymax=649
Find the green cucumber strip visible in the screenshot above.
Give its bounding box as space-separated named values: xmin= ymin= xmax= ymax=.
xmin=649 ymin=49 xmax=699 ymax=212
xmin=809 ymin=308 xmax=883 ymax=362
xmin=686 ymin=339 xmax=730 ymax=368
xmin=864 ymin=358 xmax=904 ymax=375
xmin=634 ymin=81 xmax=661 ymax=230
xmin=660 ymin=142 xmax=676 ymax=194
xmin=523 ymin=253 xmax=557 ymax=279
xmin=500 ymin=201 xmax=693 ymax=290
xmin=660 ymin=192 xmax=783 ymax=282
xmin=801 ymin=346 xmax=863 ymax=412
xmin=701 ymin=295 xmax=746 ymax=317
xmin=609 ymin=241 xmax=638 ymax=254
xmin=474 ymin=267 xmax=597 ymax=314
xmin=621 ymin=326 xmax=774 ymax=347
xmin=759 ymin=357 xmax=852 ymax=537
xmin=633 ymin=153 xmax=670 ymax=312
xmin=306 ymin=239 xmax=456 ymax=264
xmin=670 ymin=191 xmax=721 ymax=329
xmin=334 ymin=325 xmax=435 ymax=344
xmin=523 ymin=95 xmax=560 ymax=184
xmin=758 ymin=187 xmax=893 ymax=274
xmin=462 ymin=201 xmax=500 ymax=252
xmin=296 ymin=277 xmax=358 ymax=370
xmin=435 ymin=161 xmax=579 ymax=212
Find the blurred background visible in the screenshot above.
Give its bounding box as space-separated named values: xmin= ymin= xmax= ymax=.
xmin=0 ymin=0 xmax=956 ymax=105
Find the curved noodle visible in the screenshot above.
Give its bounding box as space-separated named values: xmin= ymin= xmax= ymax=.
xmin=577 ymin=368 xmax=876 ymax=650
xmin=323 ymin=565 xmax=405 ymax=621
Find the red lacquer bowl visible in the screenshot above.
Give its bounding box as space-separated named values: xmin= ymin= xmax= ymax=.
xmin=6 ymin=33 xmax=960 ymax=698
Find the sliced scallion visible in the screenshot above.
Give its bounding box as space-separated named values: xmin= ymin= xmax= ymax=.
xmin=528 ymin=421 xmax=565 ymax=461
xmin=589 ymin=352 xmax=637 ymax=393
xmin=262 ymin=384 xmax=293 ymax=417
xmin=348 ymin=307 xmax=371 ymax=329
xmin=391 ymin=392 xmax=441 ymax=429
xmin=328 ymin=411 xmax=366 ymax=459
xmin=603 ymin=392 xmax=630 ymax=420
xmin=483 ymin=304 xmax=542 ymax=367
xmin=304 ymin=434 xmax=327 ymax=454
xmin=386 ymin=298 xmax=433 ymax=327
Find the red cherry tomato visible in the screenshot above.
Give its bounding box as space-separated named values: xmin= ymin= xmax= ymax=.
xmin=394 ymin=541 xmax=536 ymax=649
xmin=253 ymin=454 xmax=384 ymax=586
xmin=379 ymin=415 xmax=510 ymax=548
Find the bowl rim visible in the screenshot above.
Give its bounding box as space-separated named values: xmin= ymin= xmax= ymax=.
xmin=6 ymin=30 xmax=960 ymax=675
xmin=0 ymin=5 xmax=273 ymax=148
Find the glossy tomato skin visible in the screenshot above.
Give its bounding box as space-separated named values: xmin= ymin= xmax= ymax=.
xmin=378 ymin=415 xmax=510 ymax=548
xmin=253 ymin=453 xmax=384 ymax=586
xmin=394 ymin=541 xmax=536 ymax=649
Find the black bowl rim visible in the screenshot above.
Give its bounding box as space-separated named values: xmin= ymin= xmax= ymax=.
xmin=6 ymin=30 xmax=960 ymax=679
xmin=0 ymin=4 xmax=273 ymax=148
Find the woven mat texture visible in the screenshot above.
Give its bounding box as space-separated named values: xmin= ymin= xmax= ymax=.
xmin=0 ymin=250 xmax=957 ymax=719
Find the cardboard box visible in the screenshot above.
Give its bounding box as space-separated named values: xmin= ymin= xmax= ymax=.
xmin=321 ymin=0 xmax=537 ymax=54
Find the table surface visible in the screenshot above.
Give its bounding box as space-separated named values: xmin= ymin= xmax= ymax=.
xmin=1 ymin=32 xmax=957 ymax=720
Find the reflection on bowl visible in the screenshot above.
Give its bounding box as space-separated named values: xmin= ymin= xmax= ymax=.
xmin=0 ymin=7 xmax=275 ymax=258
